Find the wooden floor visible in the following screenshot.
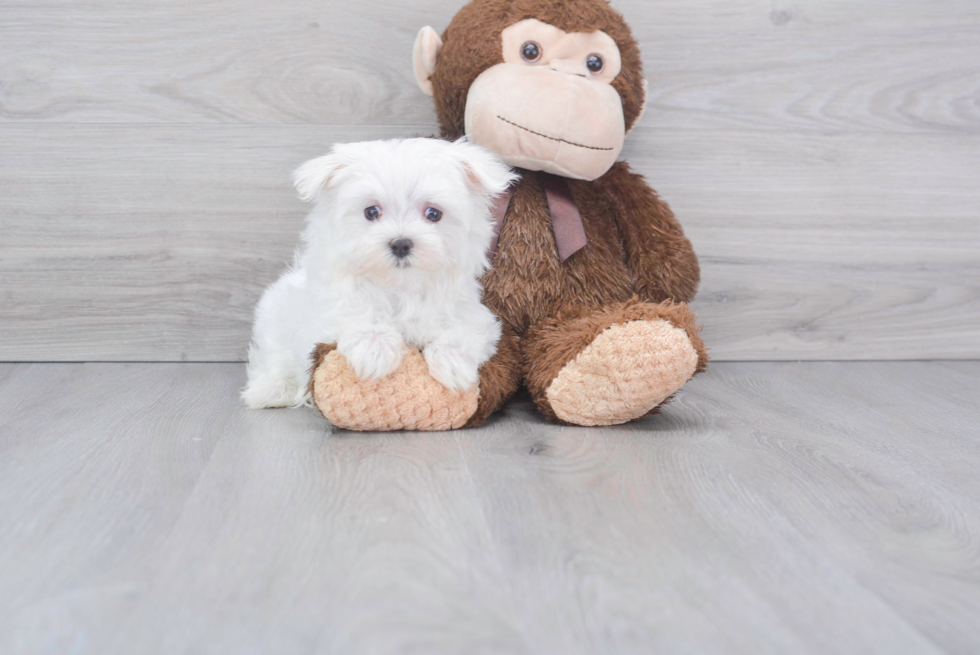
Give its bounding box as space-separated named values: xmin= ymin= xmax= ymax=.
xmin=1 ymin=361 xmax=978 ymax=654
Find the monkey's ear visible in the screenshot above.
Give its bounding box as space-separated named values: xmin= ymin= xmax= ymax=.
xmin=413 ymin=26 xmax=444 ymax=97
xmin=627 ymin=79 xmax=649 ymax=134
xmin=293 ymin=151 xmax=345 ymax=203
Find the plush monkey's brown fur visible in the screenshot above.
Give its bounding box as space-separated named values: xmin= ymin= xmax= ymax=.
xmin=465 ymin=324 xmax=523 ymax=426
xmin=481 ymin=164 xmax=701 ymax=331
xmin=430 ymin=0 xmax=647 ymax=139
xmin=443 ymin=0 xmax=707 ymax=425
xmin=467 ymin=161 xmax=707 ymax=423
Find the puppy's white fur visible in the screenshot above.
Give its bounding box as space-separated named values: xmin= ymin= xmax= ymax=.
xmin=242 ymin=138 xmax=517 ymax=409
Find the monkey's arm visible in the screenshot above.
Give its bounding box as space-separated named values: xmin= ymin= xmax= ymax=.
xmin=598 ymin=162 xmax=700 ymax=304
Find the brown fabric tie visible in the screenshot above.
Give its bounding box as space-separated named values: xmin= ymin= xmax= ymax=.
xmin=486 ymin=173 xmax=588 ymax=262
xmin=536 ymin=172 xmax=587 ymax=261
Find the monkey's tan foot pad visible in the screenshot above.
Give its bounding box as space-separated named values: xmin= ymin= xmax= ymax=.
xmin=545 ymin=320 xmax=699 ymax=427
xmin=310 ymin=345 xmax=478 ymax=431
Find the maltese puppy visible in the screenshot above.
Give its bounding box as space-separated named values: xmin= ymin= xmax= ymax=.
xmin=242 ymin=138 xmax=517 ymax=409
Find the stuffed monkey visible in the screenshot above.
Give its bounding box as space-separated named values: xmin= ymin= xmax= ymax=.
xmin=310 ymin=0 xmax=708 ymax=430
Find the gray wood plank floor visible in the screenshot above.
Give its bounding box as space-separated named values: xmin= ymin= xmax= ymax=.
xmin=2 ymin=361 xmax=978 ymax=654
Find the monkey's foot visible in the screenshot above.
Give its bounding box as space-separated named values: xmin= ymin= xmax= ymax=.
xmin=309 ymin=344 xmax=478 ymax=432
xmin=544 ymin=319 xmax=700 ymax=426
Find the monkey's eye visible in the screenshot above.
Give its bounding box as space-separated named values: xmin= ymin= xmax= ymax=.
xmin=424 ymin=207 xmax=443 ymax=222
xmin=364 ymin=205 xmax=381 ymax=221
xmin=521 ymin=41 xmax=542 ymax=63
xmin=586 ymin=54 xmax=604 ymax=74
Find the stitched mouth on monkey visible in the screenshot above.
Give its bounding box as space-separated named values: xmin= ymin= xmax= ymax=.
xmin=495 ymin=115 xmax=615 ymax=152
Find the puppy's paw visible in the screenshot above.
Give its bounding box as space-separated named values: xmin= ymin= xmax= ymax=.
xmin=241 ymin=375 xmax=302 ymax=409
xmin=339 ymin=328 xmax=406 ymax=381
xmin=423 ymin=341 xmax=480 ymax=391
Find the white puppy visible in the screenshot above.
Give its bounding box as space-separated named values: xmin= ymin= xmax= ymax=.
xmin=242 ymin=138 xmax=517 ymax=409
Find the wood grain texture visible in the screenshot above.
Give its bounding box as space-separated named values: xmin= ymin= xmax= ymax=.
xmin=0 ymin=1 xmax=445 ymax=125
xmin=1 ymin=361 xmax=978 ymax=654
xmin=1 ymin=125 xmax=978 ymax=361
xmin=1 ymin=0 xmax=979 ymax=360
xmin=2 ymin=0 xmax=978 ymax=133
xmin=0 ymin=124 xmax=414 ymax=361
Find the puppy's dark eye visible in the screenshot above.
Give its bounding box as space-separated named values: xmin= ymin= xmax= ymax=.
xmin=586 ymin=54 xmax=603 ymax=73
xmin=364 ymin=205 xmax=381 ymax=221
xmin=521 ymin=41 xmax=542 ymax=63
xmin=424 ymin=207 xmax=442 ymax=222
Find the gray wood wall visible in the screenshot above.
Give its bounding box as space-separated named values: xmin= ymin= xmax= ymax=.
xmin=2 ymin=0 xmax=978 ymax=362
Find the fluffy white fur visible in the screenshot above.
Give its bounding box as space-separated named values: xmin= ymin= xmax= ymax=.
xmin=242 ymin=137 xmax=517 ymax=409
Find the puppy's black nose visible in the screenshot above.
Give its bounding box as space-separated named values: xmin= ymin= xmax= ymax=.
xmin=390 ymin=238 xmax=413 ymax=259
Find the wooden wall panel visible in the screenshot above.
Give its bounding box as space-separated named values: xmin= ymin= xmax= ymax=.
xmin=1 ymin=0 xmax=978 ymax=360
xmin=3 ymin=1 xmax=977 ymax=133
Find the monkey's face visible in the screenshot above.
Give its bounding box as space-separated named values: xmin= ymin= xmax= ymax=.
xmin=463 ymin=19 xmax=626 ymax=181
xmin=414 ymin=1 xmax=648 ymax=183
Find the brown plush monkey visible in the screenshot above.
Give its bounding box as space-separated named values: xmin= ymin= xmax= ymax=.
xmin=310 ymin=0 xmax=707 ymax=429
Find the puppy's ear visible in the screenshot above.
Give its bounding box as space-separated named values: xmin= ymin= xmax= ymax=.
xmin=293 ymin=152 xmax=345 ymax=202
xmin=453 ymin=139 xmax=518 ymax=200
